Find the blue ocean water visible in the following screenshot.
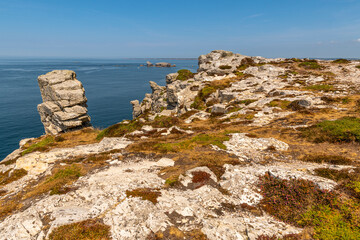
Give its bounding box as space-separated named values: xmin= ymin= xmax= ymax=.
xmin=0 ymin=58 xmax=198 ymax=160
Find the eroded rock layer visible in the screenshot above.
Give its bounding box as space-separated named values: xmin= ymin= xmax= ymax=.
xmin=37 ymin=70 xmax=91 ymax=135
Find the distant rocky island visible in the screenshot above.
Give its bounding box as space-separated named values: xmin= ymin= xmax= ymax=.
xmin=1 ymin=50 xmax=360 ymax=239
xmin=140 ymin=61 xmax=176 ymax=67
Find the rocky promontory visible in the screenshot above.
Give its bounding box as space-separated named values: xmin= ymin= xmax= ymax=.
xmin=1 ymin=51 xmax=360 ymax=239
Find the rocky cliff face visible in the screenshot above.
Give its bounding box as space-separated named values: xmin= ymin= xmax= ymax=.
xmin=37 ymin=70 xmax=91 ymax=135
xmin=1 ymin=51 xmax=360 ymax=240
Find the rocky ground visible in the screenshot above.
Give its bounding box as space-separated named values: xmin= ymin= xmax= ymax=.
xmin=1 ymin=51 xmax=360 ymax=239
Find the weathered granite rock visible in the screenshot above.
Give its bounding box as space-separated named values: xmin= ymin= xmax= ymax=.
xmin=211 ymin=104 xmax=227 ymax=114
xmin=146 ymin=61 xmax=153 ymax=67
xmin=166 ymin=73 xmax=179 ymax=84
xmin=288 ymin=99 xmax=311 ymax=110
xmin=131 ymin=100 xmax=142 ymax=118
xmin=37 ymin=70 xmax=91 ymax=135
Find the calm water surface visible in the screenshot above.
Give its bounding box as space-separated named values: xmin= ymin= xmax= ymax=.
xmin=0 ymin=58 xmax=197 ymax=160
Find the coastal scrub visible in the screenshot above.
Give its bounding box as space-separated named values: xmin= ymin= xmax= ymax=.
xmin=302 ymin=117 xmax=360 ymax=143
xmin=176 ymin=69 xmax=194 ymax=81
xmin=48 ymin=219 xmax=111 ymax=240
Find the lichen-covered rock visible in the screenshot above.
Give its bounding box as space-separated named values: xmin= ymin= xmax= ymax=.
xmin=37 ymin=70 xmax=91 ymax=135
xmin=211 ymin=104 xmax=227 ymax=114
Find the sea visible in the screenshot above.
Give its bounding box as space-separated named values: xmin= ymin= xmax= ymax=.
xmin=0 ymin=58 xmax=198 ymax=160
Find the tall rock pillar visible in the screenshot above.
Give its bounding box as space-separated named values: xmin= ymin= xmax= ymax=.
xmin=37 ymin=70 xmax=91 ymax=135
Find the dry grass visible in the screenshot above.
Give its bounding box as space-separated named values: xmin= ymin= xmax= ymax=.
xmin=24 ymin=164 xmax=85 ymax=198
xmin=0 ymin=168 xmax=27 ymax=185
xmin=148 ymin=226 xmax=208 ymax=240
xmin=126 ymin=188 xmax=161 ymax=204
xmin=21 ymin=128 xmax=100 ymax=155
xmin=48 ymin=219 xmax=111 ymax=240
xmin=0 ymin=150 xmax=119 ymax=221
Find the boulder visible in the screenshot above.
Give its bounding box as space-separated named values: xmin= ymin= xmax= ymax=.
xmin=211 ymin=104 xmax=227 ymax=114
xmin=37 ymin=70 xmax=91 ymax=135
xmin=146 ymin=61 xmax=153 ymax=67
xmin=288 ymin=99 xmax=311 ymax=111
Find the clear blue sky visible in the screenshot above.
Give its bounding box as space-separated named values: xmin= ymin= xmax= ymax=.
xmin=1 ymin=0 xmax=360 ymax=58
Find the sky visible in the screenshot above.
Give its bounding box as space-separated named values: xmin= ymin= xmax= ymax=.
xmin=0 ymin=0 xmax=360 ymax=58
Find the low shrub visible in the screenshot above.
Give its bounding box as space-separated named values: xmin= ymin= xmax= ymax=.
xmin=302 ymin=154 xmax=352 ymax=165
xmin=47 ymin=164 xmax=84 ymax=195
xmin=191 ymin=79 xmax=234 ymax=110
xmin=48 ymin=219 xmax=111 ymax=240
xmin=126 ymin=188 xmax=161 ymax=204
xmin=356 ymin=65 xmax=360 ymax=69
xmin=0 ymin=168 xmax=27 ymax=185
xmin=314 ymin=167 xmax=360 ymax=199
xmin=259 ymin=173 xmax=336 ymax=225
xmin=219 ymin=65 xmax=232 ymax=70
xmin=332 ymin=59 xmax=350 ymax=64
xmin=298 ymin=60 xmax=323 ymax=69
xmin=299 ymin=203 xmax=360 ymax=239
xmin=21 ymin=136 xmax=54 ymax=156
xmin=305 ymin=84 xmax=334 ymax=92
xmin=176 ymin=69 xmax=194 ymax=81
xmin=151 ymin=116 xmax=179 ymax=128
xmin=268 ymin=100 xmax=291 ymax=110
xmin=301 ymin=117 xmax=360 ymax=143
xmin=96 ymin=120 xmax=143 ymax=140
xmin=259 ymin=172 xmax=360 ymax=239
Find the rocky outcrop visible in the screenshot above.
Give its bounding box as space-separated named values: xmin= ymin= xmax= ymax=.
xmin=2 ymin=50 xmax=360 ymax=240
xmin=37 ymin=70 xmax=91 ymax=135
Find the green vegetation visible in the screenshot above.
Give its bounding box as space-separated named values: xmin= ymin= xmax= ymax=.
xmin=21 ymin=136 xmax=54 ymax=156
xmin=236 ymin=57 xmax=258 ymax=71
xmin=356 ymin=65 xmax=360 ymax=69
xmin=298 ymin=60 xmax=323 ymax=69
xmin=165 ymin=175 xmax=179 ymax=187
xmin=176 ymin=69 xmax=195 ymax=81
xmin=302 ymin=117 xmax=360 ymax=143
xmin=96 ymin=120 xmax=143 ymax=140
xmin=126 ymin=188 xmax=161 ymax=204
xmin=46 ymin=164 xmax=83 ymax=195
xmin=305 ymin=84 xmax=334 ymax=92
xmin=155 ymin=133 xmax=230 ymax=153
xmin=48 ymin=219 xmax=111 ymax=240
xmin=219 ymin=65 xmax=232 ymax=70
xmin=259 ymin=172 xmax=360 ymax=240
xmin=314 ymin=167 xmax=360 ymax=200
xmin=191 ymin=79 xmax=234 ymax=110
xmin=332 ymin=59 xmax=350 ymax=64
xmin=300 ymin=202 xmax=360 ymax=239
xmin=151 ymin=116 xmax=179 ymax=128
xmin=302 ymin=154 xmax=353 ymax=165
xmin=268 ymin=100 xmax=291 ymax=110
xmin=0 ymin=169 xmax=27 ymax=185
xmin=259 ymin=173 xmax=336 ymax=225
xmin=239 ymin=99 xmax=257 ymax=105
